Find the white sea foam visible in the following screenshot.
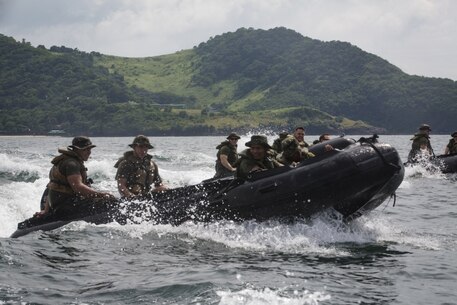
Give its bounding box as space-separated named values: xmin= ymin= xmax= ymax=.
xmin=404 ymin=163 xmax=445 ymax=180
xmin=0 ymin=178 xmax=48 ymax=237
xmin=0 ymin=153 xmax=45 ymax=182
xmin=102 ymin=215 xmax=378 ymax=256
xmin=217 ymin=287 xmax=331 ymax=305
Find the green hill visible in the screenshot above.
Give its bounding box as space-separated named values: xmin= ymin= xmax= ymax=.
xmin=1 ymin=27 xmax=456 ymax=136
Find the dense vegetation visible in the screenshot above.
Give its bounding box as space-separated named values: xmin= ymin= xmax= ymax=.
xmin=191 ymin=28 xmax=457 ymax=132
xmin=1 ymin=27 xmax=456 ymax=136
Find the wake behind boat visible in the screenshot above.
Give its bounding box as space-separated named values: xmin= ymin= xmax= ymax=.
xmin=11 ymin=136 xmax=405 ymax=238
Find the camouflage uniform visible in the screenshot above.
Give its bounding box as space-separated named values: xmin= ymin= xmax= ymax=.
xmin=408 ymin=133 xmax=434 ymax=162
xmin=115 ymin=151 xmax=163 ymax=197
xmin=214 ymin=140 xmax=238 ymax=178
xmin=235 ymin=149 xmax=281 ymax=180
xmin=446 ymin=138 xmax=457 ymax=154
xmin=271 ymin=132 xmax=289 ymax=153
xmin=298 ymin=140 xmax=310 ymax=149
xmin=235 ymin=135 xmax=282 ymax=180
xmin=46 ymin=136 xmax=110 ymax=218
xmin=276 ymin=135 xmax=315 ymax=166
xmin=47 ymin=148 xmax=90 ymax=209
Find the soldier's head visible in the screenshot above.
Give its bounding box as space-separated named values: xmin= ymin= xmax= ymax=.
xmin=245 ymin=135 xmax=271 ymax=160
xmin=418 ymin=124 xmax=431 ymax=135
xmin=226 ymin=132 xmax=241 ymax=146
xmin=129 ymin=135 xmax=153 ymax=159
xmin=68 ymin=136 xmax=96 ymax=161
xmin=319 ymin=133 xmax=331 ymax=142
xmin=293 ymin=127 xmax=305 ymax=142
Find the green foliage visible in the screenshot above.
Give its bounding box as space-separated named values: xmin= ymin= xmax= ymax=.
xmin=1 ymin=28 xmax=457 ymax=136
xmin=192 ymin=27 xmax=457 ymax=132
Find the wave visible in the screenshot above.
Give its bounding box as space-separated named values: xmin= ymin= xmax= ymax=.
xmin=0 ymin=153 xmax=43 ymax=183
xmin=217 ymin=287 xmax=331 ymax=305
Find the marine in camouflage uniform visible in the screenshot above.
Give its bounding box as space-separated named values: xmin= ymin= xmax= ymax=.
xmin=444 ymin=131 xmax=457 ymax=155
xmin=276 ymin=135 xmax=315 ymax=167
xmin=293 ymin=127 xmax=310 ymax=149
xmin=115 ymin=135 xmax=165 ymax=198
xmin=235 ymin=135 xmax=282 ymax=180
xmin=46 ymin=136 xmax=114 ymax=218
xmin=214 ymin=133 xmax=240 ymax=178
xmin=271 ymin=131 xmax=289 ymax=154
xmin=407 ymin=124 xmax=434 ymax=162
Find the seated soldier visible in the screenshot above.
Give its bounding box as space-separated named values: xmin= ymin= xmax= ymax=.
xmin=277 ymin=135 xmax=315 ymax=167
xmin=235 ymin=135 xmax=282 ymax=180
xmin=45 ymin=136 xmax=115 ymax=218
xmin=115 ymin=135 xmax=167 ymax=198
xmin=271 ymin=131 xmax=289 ymax=154
xmin=214 ymin=132 xmax=240 ymax=178
xmin=293 ymin=127 xmax=310 ymax=149
xmin=444 ymin=131 xmax=457 ymax=155
xmin=312 ymin=133 xmax=334 ymax=151
xmin=408 ymin=124 xmax=434 ymax=162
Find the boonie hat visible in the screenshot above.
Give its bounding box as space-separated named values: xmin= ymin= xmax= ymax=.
xmin=419 ymin=124 xmax=432 ymax=131
xmin=129 ymin=135 xmax=153 ymax=149
xmin=68 ymin=136 xmax=96 ymax=150
xmin=226 ymin=132 xmax=241 ymax=140
xmin=245 ymin=135 xmax=272 ymax=149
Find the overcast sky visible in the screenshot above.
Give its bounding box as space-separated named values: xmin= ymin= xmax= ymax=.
xmin=1 ymin=0 xmax=456 ymax=80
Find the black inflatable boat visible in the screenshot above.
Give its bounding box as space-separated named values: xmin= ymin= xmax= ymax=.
xmin=11 ymin=135 xmax=405 ymax=238
xmin=406 ymin=153 xmax=457 ymax=174
xmin=434 ymin=153 xmax=457 ymax=173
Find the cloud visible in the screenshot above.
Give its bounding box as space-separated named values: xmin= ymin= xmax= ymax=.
xmin=0 ymin=0 xmax=456 ymax=79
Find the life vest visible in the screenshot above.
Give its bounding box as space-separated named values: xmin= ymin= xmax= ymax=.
xmin=114 ymin=151 xmax=159 ymax=196
xmin=47 ymin=149 xmax=88 ymax=195
xmin=408 ymin=133 xmax=434 ymax=162
xmin=216 ymin=141 xmax=238 ymax=165
xmin=447 ymin=139 xmax=457 ymax=154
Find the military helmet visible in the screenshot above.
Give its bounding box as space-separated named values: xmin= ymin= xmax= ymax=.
xmin=452 ymin=131 xmax=457 ymax=137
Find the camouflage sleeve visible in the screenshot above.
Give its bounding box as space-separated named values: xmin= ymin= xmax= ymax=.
xmin=219 ymin=145 xmax=231 ymax=156
xmin=272 ymin=159 xmax=283 ymax=168
xmin=300 ymin=147 xmax=315 ymax=159
xmin=151 ymin=161 xmax=163 ymax=187
xmin=236 ymin=159 xmax=253 ymax=179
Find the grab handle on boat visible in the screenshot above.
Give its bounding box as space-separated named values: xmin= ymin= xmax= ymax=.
xmin=358 ymin=135 xmax=401 ymax=171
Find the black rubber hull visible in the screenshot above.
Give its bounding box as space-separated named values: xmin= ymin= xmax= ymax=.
xmin=11 ymin=138 xmax=404 ymax=238
xmin=434 ymin=153 xmax=457 ymax=173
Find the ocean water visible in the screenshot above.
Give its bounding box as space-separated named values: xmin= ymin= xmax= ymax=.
xmin=0 ymin=135 xmax=456 ymax=305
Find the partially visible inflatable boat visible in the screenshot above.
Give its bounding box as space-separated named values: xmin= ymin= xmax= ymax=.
xmin=434 ymin=153 xmax=457 ymax=173
xmin=11 ymin=135 xmax=405 ymax=238
xmin=405 ymin=152 xmax=457 ymax=174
